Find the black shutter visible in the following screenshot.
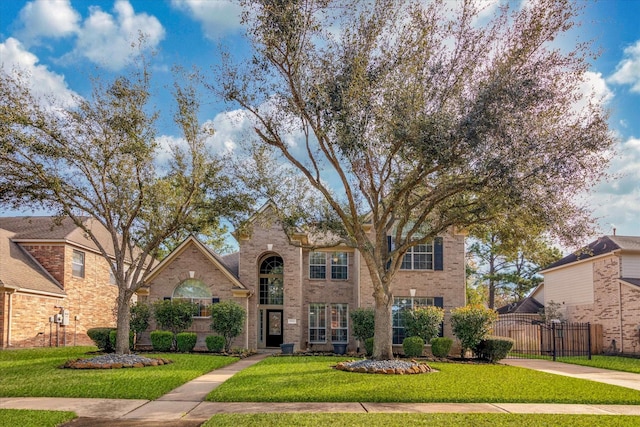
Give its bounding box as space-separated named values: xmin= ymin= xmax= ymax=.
xmin=434 ymin=297 xmax=444 ymax=337
xmin=386 ymin=235 xmax=392 ymax=269
xmin=434 ymin=237 xmax=444 ymax=271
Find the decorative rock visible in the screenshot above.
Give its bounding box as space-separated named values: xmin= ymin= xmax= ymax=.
xmin=334 ymin=359 xmax=433 ymax=375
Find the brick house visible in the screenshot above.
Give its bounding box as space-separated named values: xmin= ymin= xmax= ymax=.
xmin=141 ymin=204 xmax=467 ymax=352
xmin=540 ymin=235 xmax=640 ymax=355
xmin=0 ymin=217 xmax=120 ymax=349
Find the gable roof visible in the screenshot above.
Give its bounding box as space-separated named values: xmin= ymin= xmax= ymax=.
xmin=144 ymin=235 xmax=247 ymax=290
xmin=496 ymin=297 xmax=543 ymax=315
xmin=0 ymin=228 xmax=65 ymax=297
xmin=543 ymin=235 xmax=640 ymax=271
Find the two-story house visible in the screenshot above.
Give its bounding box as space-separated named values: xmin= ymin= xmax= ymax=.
xmin=0 ymin=217 xmax=120 ymax=348
xmin=141 ymin=204 xmax=467 ymax=352
xmin=540 ymin=235 xmax=640 ymax=355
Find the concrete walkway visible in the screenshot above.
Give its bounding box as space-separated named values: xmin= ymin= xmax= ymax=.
xmin=1 ymin=354 xmax=639 ymax=426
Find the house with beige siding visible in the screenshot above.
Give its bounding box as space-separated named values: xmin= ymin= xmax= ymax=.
xmin=0 ymin=217 xmax=121 ymax=349
xmin=540 ymin=235 xmax=640 ymax=355
xmin=141 ymin=204 xmax=467 ymax=352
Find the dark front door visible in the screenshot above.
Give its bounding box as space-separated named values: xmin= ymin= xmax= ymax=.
xmin=266 ymin=309 xmax=284 ymax=347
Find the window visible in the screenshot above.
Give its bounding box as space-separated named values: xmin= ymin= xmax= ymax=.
xmin=173 ymin=279 xmax=213 ymax=317
xmin=392 ymin=296 xmax=439 ymax=345
xmin=309 ymin=252 xmax=348 ymax=280
xmin=400 ymin=243 xmax=434 ymax=270
xmin=259 ymin=256 xmax=284 ymax=305
xmin=309 ymin=252 xmax=327 ymax=279
xmin=309 ymin=303 xmax=327 ymax=343
xmin=72 ymin=250 xmax=85 ymax=278
xmin=331 ymin=252 xmax=348 ymax=280
xmin=331 ymin=304 xmax=348 ymax=343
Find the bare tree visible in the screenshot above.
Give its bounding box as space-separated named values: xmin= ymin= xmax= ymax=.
xmin=0 ymin=57 xmax=246 ymax=354
xmin=215 ymin=0 xmax=614 ymax=359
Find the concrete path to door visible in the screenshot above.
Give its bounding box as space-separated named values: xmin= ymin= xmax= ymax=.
xmin=1 ymin=353 xmax=639 ymax=426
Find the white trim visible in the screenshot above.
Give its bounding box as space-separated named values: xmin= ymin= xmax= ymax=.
xmin=540 ymin=250 xmax=620 ymax=274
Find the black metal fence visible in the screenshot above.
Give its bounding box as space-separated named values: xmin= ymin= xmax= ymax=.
xmin=494 ymin=314 xmax=592 ymax=360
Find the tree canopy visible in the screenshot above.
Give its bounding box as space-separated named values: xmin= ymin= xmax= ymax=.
xmin=218 ymin=0 xmax=614 ymax=359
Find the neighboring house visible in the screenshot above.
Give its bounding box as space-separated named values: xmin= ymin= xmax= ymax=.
xmin=0 ymin=217 xmax=122 ymax=349
xmin=141 ymin=204 xmax=467 ymax=352
xmin=540 ymin=235 xmax=640 ymax=355
xmin=496 ymin=296 xmax=544 ymax=315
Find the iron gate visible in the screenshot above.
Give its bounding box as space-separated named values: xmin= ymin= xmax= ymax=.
xmin=494 ymin=314 xmax=591 ymax=360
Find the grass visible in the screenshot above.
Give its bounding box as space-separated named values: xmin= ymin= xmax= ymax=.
xmin=0 ymin=346 xmax=239 ymax=400
xmin=0 ymin=409 xmax=76 ymax=427
xmin=557 ymin=355 xmax=640 ymax=374
xmin=207 ymin=356 xmax=640 ymax=404
xmin=201 ymin=413 xmax=640 ymax=427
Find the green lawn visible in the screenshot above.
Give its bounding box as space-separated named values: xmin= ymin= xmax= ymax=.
xmin=0 ymin=346 xmax=239 ymax=400
xmin=201 ymin=413 xmax=640 ymax=427
xmin=207 ymin=356 xmax=640 ymax=404
xmin=557 ymin=355 xmax=640 ymax=374
xmin=0 ymin=409 xmax=76 ymax=427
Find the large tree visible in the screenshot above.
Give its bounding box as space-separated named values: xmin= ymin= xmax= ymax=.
xmin=0 ymin=57 xmax=246 ymax=354
xmin=217 ymin=0 xmax=614 ymax=359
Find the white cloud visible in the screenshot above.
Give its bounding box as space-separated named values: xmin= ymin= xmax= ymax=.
xmin=70 ymin=0 xmax=165 ymax=71
xmin=170 ymin=0 xmax=242 ymax=39
xmin=0 ymin=37 xmax=78 ymax=107
xmin=571 ymin=71 xmax=613 ymax=118
xmin=14 ymin=0 xmax=80 ymax=46
xmin=608 ymin=40 xmax=640 ymax=93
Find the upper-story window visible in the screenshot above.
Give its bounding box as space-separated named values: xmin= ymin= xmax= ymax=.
xmin=400 ymin=243 xmax=434 ymax=270
xmin=309 ymin=252 xmax=348 ymax=280
xmin=72 ymin=250 xmax=85 ymax=278
xmin=259 ymin=256 xmax=284 ymax=305
xmin=173 ymin=279 xmax=213 ymax=317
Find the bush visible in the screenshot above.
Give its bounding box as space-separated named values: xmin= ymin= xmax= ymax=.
xmin=430 ymin=337 xmax=453 ymax=358
xmin=206 ymin=335 xmax=226 ymax=352
xmin=176 ymin=332 xmax=197 ymax=353
xmin=130 ymin=302 xmax=151 ymax=342
xmin=150 ymin=330 xmax=174 ymax=352
xmin=210 ymin=301 xmax=246 ymax=352
xmin=403 ymin=305 xmax=445 ymax=343
xmin=402 ymin=336 xmax=425 ymax=358
xmin=350 ymin=308 xmax=375 ymax=342
xmin=477 ymin=336 xmax=514 ymax=362
xmin=86 ymin=327 xmax=115 ymax=352
xmin=364 ymin=337 xmax=374 ymax=357
xmin=109 ymin=330 xmax=134 ymax=351
xmin=450 ymin=304 xmax=498 ymax=358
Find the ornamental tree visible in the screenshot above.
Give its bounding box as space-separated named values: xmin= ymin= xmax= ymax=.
xmin=210 ymin=300 xmax=247 ymax=352
xmin=216 ymin=0 xmax=614 ymax=359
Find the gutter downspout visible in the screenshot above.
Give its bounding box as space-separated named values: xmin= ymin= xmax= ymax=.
xmin=619 ymin=280 xmax=624 ymax=353
xmin=7 ymin=290 xmax=14 ymax=347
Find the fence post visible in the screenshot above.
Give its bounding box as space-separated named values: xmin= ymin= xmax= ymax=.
xmin=552 ymin=322 xmax=556 ymax=361
xmin=587 ymin=322 xmax=592 ymax=360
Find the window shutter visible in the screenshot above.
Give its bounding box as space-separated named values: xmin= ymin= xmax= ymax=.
xmin=434 ymin=297 xmax=444 ymax=337
xmin=434 ymin=237 xmax=444 ymax=271
xmin=386 ymin=235 xmax=392 ymax=269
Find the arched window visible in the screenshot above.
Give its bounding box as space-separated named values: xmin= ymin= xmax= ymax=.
xmin=173 ymin=279 xmax=212 ymax=317
xmin=259 ymin=256 xmax=283 ymax=305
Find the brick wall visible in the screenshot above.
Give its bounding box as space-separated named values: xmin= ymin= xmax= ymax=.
xmin=22 ymin=245 xmax=65 ymax=286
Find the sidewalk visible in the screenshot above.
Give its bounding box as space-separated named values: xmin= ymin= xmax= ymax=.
xmin=1 ymin=354 xmax=639 ymax=426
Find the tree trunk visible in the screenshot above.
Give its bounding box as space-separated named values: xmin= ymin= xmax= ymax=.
xmin=372 ymin=292 xmax=394 ymax=360
xmin=115 ymin=289 xmax=132 ymax=354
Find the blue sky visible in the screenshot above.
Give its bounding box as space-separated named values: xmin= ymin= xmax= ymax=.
xmin=1 ymin=0 xmax=639 ymax=246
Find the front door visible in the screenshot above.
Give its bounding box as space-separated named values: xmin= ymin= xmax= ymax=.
xmin=266 ymin=309 xmax=284 ymax=347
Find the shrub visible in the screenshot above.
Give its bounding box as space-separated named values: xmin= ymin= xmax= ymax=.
xmin=477 ymin=336 xmax=514 ymax=362
xmin=210 ymin=301 xmax=246 ymax=352
xmin=364 ymin=337 xmax=374 ymax=357
xmin=206 ymin=335 xmax=225 ymax=352
xmin=403 ymin=305 xmax=445 ymax=343
xmin=430 ymin=337 xmax=453 ymax=358
xmin=87 ymin=327 xmax=115 ymax=352
xmin=109 ymin=330 xmax=134 ymax=351
xmin=350 ymin=308 xmax=375 ymax=342
xmin=152 ymin=299 xmax=199 ymax=350
xmin=450 ymin=304 xmax=498 ymax=358
xmin=150 ymin=330 xmax=174 ymax=352
xmin=130 ymin=302 xmax=151 ymax=342
xmin=176 ymin=332 xmax=198 ymax=353
xmin=402 ymin=336 xmax=425 ymax=358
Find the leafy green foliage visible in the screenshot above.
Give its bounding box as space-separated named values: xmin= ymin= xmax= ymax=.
xmin=176 ymin=332 xmax=198 ymax=353
xmin=152 ymin=299 xmax=199 ymax=338
xmin=450 ymin=304 xmax=498 ymax=358
xmin=210 ymin=301 xmax=247 ymax=352
xmin=350 ymin=308 xmax=375 ymax=342
xmin=476 ymin=337 xmax=515 ymax=362
xmin=402 ymin=306 xmax=444 ymax=343
xmin=109 ymin=330 xmax=134 ymax=351
xmin=430 ymin=337 xmax=453 ymax=358
xmin=402 ymin=336 xmax=425 ymax=358
xmin=86 ymin=328 xmax=115 ymax=352
xmin=130 ymin=302 xmax=151 ymax=339
xmin=206 ymin=335 xmax=226 ymax=352
xmin=364 ymin=337 xmax=374 ymax=357
xmin=150 ymin=330 xmax=174 ymax=352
